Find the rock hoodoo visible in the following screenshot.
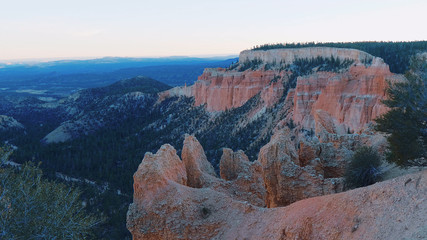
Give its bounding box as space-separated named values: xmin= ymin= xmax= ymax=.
xmin=258 ymin=128 xmax=344 ymax=207
xmin=127 ymin=135 xmax=427 ymax=240
xmin=181 ymin=134 xmax=217 ymax=188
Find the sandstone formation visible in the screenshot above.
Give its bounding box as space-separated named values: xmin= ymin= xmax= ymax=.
xmin=219 ymin=148 xmax=266 ymax=206
xmin=189 ymin=47 xmax=400 ymax=120
xmin=292 ymin=63 xmax=401 ymax=133
xmin=154 ymin=48 xmax=403 ymax=151
xmin=220 ymin=148 xmax=252 ymax=181
xmin=181 ymin=135 xmax=266 ymax=206
xmin=128 ymin=139 xmax=427 ymax=240
xmin=131 ymin=144 xmax=187 ymax=201
xmin=127 ymin=47 xmax=417 ymax=239
xmin=194 ymin=68 xmax=287 ymax=111
xmin=181 ymin=134 xmax=218 ymax=188
xmin=127 ymin=144 xmax=187 ymax=240
xmin=258 ymin=128 xmax=344 ymax=207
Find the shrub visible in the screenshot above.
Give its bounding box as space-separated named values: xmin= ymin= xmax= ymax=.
xmin=0 ymin=162 xmax=99 ymax=239
xmin=344 ymin=146 xmax=382 ymax=189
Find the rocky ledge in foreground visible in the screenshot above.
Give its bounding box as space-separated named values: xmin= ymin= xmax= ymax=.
xmin=127 ymin=135 xmax=427 ymax=240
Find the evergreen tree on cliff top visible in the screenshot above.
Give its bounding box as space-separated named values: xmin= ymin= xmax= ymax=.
xmin=376 ymin=54 xmax=427 ymax=166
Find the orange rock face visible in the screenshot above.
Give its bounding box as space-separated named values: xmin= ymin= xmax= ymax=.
xmin=181 ymin=135 xmax=266 ymax=206
xmin=194 ymin=68 xmax=286 ymax=111
xmin=292 ymin=61 xmax=401 ymax=133
xmin=258 ymin=128 xmax=343 ymax=207
xmin=181 ymin=134 xmax=217 ymax=188
xmin=127 ymin=138 xmax=427 ymax=240
xmin=189 ymin=47 xmax=401 ymax=118
xmin=126 ymin=144 xmax=187 ymax=240
xmin=219 ymin=148 xmax=266 ymax=206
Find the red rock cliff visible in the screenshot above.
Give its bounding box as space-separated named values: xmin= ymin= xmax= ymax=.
xmin=194 ymin=68 xmax=286 ymax=111
xmin=292 ymin=58 xmax=403 ymax=133
xmin=191 ymin=47 xmax=400 ymax=123
xmin=187 ymin=47 xmax=406 ymax=135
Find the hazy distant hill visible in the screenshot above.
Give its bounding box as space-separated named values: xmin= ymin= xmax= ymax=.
xmin=0 ymin=56 xmax=237 ymax=96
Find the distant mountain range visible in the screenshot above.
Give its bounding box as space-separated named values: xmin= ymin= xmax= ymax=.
xmin=0 ymin=56 xmax=238 ymax=96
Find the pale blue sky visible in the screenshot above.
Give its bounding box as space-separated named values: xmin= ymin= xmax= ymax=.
xmin=0 ymin=0 xmax=426 ymax=61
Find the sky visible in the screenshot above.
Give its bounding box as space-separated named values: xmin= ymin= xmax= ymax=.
xmin=0 ymin=0 xmax=426 ymax=61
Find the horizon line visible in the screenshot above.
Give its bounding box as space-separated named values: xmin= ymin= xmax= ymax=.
xmin=0 ymin=53 xmax=240 ymax=64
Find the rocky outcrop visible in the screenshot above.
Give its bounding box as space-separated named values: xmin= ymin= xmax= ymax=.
xmin=42 ymin=123 xmax=74 ymax=143
xmin=128 ymin=139 xmax=427 ymax=240
xmin=194 ymin=68 xmax=286 ymax=111
xmin=127 ymin=144 xmax=188 ymax=240
xmin=157 ymin=84 xmax=193 ymax=102
xmin=131 ymin=144 xmax=187 ymax=202
xmin=258 ymin=128 xmax=343 ymax=207
xmin=292 ymin=63 xmax=402 ymax=133
xmin=180 ymin=135 xmax=266 ymax=206
xmin=219 ymin=148 xmax=266 ymax=206
xmin=127 ymin=136 xmax=270 ymax=240
xmin=220 ymin=148 xmax=252 ymax=181
xmin=0 ymin=115 xmax=24 ymax=131
xmin=181 ymin=134 xmax=217 ymax=188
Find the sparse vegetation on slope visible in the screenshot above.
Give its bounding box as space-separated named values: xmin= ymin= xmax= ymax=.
xmin=238 ymin=58 xmax=263 ymax=71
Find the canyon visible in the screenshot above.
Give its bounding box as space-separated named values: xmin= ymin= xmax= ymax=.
xmin=127 ymin=47 xmax=426 ymax=239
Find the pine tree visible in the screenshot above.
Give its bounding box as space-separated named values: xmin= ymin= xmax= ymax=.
xmin=375 ymin=55 xmax=427 ymax=166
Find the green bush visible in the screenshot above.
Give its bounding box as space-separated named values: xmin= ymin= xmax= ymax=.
xmin=344 ymin=146 xmax=382 ymax=189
